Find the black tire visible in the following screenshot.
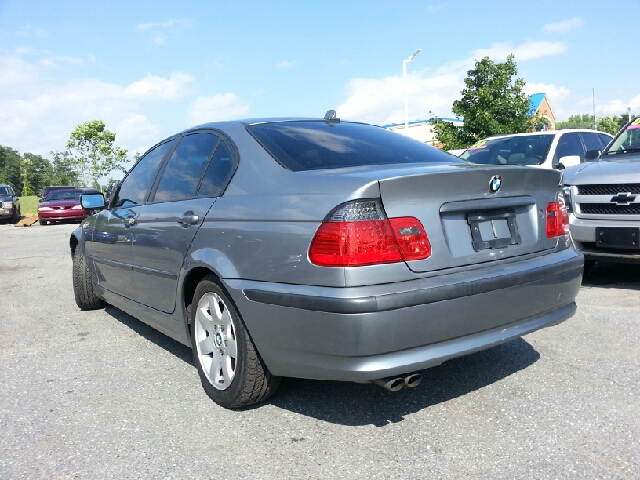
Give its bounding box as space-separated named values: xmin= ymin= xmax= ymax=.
xmin=190 ymin=276 xmax=280 ymax=409
xmin=583 ymin=259 xmax=595 ymax=275
xmin=72 ymin=246 xmax=105 ymax=310
xmin=39 ymin=220 xmax=46 ymax=226
xmin=11 ymin=207 xmax=20 ymax=224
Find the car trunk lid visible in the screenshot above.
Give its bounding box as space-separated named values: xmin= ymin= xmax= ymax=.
xmin=376 ymin=164 xmax=563 ymax=272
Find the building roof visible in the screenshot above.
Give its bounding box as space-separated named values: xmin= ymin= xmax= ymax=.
xmin=528 ymin=93 xmax=546 ymax=116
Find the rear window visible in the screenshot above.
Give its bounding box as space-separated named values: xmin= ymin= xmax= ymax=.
xmin=461 ymin=134 xmax=555 ymax=166
xmin=246 ymin=121 xmax=459 ymax=171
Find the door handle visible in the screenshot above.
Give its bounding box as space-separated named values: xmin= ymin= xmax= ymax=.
xmin=177 ymin=213 xmax=200 ymax=226
xmin=124 ymin=217 xmax=136 ymax=227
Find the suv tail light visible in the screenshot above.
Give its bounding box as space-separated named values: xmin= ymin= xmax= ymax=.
xmin=309 ymin=200 xmax=431 ymax=267
xmin=546 ymin=201 xmax=569 ymax=238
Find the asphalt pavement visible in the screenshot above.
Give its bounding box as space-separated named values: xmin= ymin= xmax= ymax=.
xmin=1 ymin=222 xmax=638 ymax=479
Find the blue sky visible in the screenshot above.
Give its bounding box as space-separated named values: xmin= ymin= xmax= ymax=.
xmin=1 ymin=0 xmax=639 ymax=167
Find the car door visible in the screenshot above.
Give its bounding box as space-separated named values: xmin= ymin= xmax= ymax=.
xmin=554 ymin=132 xmax=585 ymax=167
xmin=86 ymin=139 xmax=175 ymax=299
xmin=130 ymin=131 xmax=236 ymax=313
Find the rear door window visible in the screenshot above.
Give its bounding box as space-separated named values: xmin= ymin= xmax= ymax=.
xmin=598 ymin=133 xmax=613 ymax=148
xmin=198 ymin=142 xmax=234 ymax=197
xmin=152 ymin=133 xmax=220 ymax=202
xmin=580 ymin=132 xmax=603 ymax=152
xmin=247 ymin=121 xmax=458 ymax=171
xmin=555 ymin=133 xmax=585 ymax=161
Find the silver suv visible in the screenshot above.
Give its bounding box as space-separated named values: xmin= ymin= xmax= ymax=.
xmin=562 ymin=118 xmax=640 ymax=271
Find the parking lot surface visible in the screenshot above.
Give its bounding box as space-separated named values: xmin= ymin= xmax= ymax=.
xmin=1 ymin=222 xmax=639 ymax=479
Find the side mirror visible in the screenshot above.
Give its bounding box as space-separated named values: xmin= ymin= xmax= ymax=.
xmin=80 ymin=193 xmax=106 ymax=211
xmin=558 ymin=155 xmax=581 ymax=167
xmin=584 ymin=149 xmax=601 ymax=162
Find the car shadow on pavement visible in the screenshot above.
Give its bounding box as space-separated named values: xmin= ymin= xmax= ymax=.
xmin=102 ymin=305 xmax=539 ymax=426
xmin=104 ymin=305 xmax=194 ymax=365
xmin=267 ymin=338 xmax=540 ymax=427
xmin=582 ymin=262 xmax=640 ymax=290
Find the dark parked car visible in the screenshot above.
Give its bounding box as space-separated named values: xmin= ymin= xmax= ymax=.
xmin=39 ymin=185 xmax=75 ymax=202
xmin=38 ymin=189 xmax=91 ymax=225
xmin=71 ymin=116 xmax=583 ymax=408
xmin=0 ymin=184 xmax=20 ymax=223
xmin=562 ymin=116 xmax=640 ymax=271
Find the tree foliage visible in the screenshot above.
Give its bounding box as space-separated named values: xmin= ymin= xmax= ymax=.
xmin=66 ymin=120 xmax=128 ymax=189
xmin=0 ymin=146 xmax=22 ymax=191
xmin=432 ymin=55 xmax=533 ymax=150
xmin=555 ymin=113 xmax=631 ymax=136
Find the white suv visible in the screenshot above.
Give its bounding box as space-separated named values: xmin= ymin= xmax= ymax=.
xmin=460 ymin=129 xmax=612 ymax=170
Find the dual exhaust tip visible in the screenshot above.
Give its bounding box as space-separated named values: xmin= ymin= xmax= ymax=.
xmin=368 ymin=373 xmax=422 ymax=392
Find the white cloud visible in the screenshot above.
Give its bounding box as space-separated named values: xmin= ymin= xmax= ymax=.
xmin=125 ymin=72 xmax=193 ymax=100
xmin=337 ymin=41 xmax=567 ymax=125
xmin=40 ymin=55 xmax=85 ymax=68
xmin=114 ymin=115 xmax=162 ymax=155
xmin=543 ymin=17 xmax=584 ymax=34
xmin=426 ymin=2 xmax=448 ymax=13
xmin=187 ymin=94 xmax=251 ymax=125
xmin=136 ymin=19 xmax=188 ymax=31
xmin=0 ymin=56 xmax=39 ymax=90
xmin=277 ymin=60 xmax=296 ymax=69
xmin=16 ymin=24 xmax=48 ymax=38
xmin=594 ymin=94 xmax=640 ymax=117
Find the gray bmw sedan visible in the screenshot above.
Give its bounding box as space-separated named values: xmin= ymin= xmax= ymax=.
xmin=71 ymin=116 xmax=583 ymax=408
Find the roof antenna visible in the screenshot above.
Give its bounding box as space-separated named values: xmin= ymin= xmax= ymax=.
xmin=324 ymin=110 xmax=340 ymax=123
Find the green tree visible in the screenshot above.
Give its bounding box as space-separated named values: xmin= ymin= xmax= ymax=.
xmin=556 ymin=114 xmax=595 ymax=129
xmin=597 ymin=117 xmax=621 ymax=136
xmin=50 ymin=150 xmax=79 ymax=186
xmin=66 ymin=120 xmax=128 ymax=189
xmin=22 ymin=153 xmax=53 ymax=195
xmin=432 ymin=55 xmax=533 ymax=149
xmin=0 ymin=145 xmax=22 ymax=191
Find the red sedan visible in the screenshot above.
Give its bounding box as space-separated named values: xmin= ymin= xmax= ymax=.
xmin=38 ymin=189 xmax=88 ymax=225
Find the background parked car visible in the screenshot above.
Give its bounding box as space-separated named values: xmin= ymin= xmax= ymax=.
xmin=461 ymin=129 xmax=613 ymax=170
xmin=0 ymin=184 xmax=20 ymax=224
xmin=562 ymin=117 xmax=640 ymax=271
xmin=39 ymin=185 xmax=75 ymax=202
xmin=38 ymin=189 xmax=90 ymax=225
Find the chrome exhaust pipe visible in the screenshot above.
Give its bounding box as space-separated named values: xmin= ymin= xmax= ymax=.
xmin=404 ymin=373 xmax=421 ymax=388
xmin=372 ymin=376 xmax=405 ymax=392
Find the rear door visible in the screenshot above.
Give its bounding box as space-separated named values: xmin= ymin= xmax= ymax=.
xmin=130 ymin=131 xmax=236 ymax=313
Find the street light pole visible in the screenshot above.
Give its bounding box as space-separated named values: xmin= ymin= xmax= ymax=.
xmin=403 ymin=49 xmax=421 ymax=130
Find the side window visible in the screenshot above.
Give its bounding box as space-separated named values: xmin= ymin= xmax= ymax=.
xmin=153 ymin=133 xmax=219 ymax=203
xmin=114 ymin=140 xmax=174 ymax=208
xmin=598 ymin=133 xmax=612 ymax=149
xmin=580 ymin=132 xmax=603 ymax=152
xmin=198 ymin=142 xmax=234 ymax=197
xmin=555 ymin=133 xmax=584 ymax=161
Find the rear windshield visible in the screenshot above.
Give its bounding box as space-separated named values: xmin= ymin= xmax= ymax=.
xmin=45 ymin=190 xmax=81 ymax=201
xmin=461 ymin=134 xmax=554 ymax=166
xmin=246 ymin=121 xmax=460 ymax=171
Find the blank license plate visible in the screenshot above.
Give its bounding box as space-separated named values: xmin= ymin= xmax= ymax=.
xmin=595 ymin=227 xmax=640 ymax=250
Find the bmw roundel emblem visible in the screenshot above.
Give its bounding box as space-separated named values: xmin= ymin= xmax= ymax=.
xmin=489 ymin=175 xmax=502 ymax=194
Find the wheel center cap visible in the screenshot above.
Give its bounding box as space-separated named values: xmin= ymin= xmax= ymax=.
xmin=214 ymin=332 xmax=223 ymax=347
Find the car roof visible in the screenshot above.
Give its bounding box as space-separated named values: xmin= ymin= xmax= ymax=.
xmin=481 ymin=129 xmax=611 ymax=141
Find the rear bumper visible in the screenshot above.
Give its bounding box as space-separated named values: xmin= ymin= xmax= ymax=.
xmin=224 ymin=248 xmax=583 ymax=381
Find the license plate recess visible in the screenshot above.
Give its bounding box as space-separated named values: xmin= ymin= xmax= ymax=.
xmin=595 ymin=227 xmax=640 ymax=250
xmin=467 ymin=208 xmax=521 ymax=251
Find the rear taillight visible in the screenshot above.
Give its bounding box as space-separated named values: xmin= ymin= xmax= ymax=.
xmin=546 ymin=202 xmax=569 ymax=238
xmin=309 ymin=200 xmax=431 ymax=267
